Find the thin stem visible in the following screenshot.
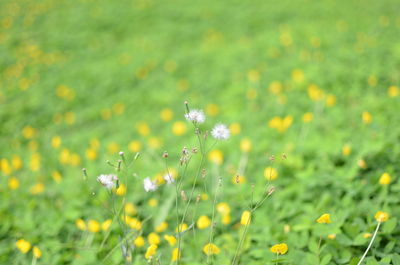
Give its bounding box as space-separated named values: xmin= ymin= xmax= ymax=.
xmin=206 ymin=178 xmax=221 ymax=265
xmin=356 ymin=222 xmax=381 ymax=265
xmin=316 ymin=236 xmax=322 ymax=265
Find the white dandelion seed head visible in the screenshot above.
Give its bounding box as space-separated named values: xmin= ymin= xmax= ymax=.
xmin=97 ymin=174 xmax=118 ymax=190
xmin=184 ymin=109 xmax=206 ymax=124
xmin=163 ymin=173 xmax=175 ymax=184
xmin=211 ymin=123 xmax=230 ymax=140
xmin=143 ymin=177 xmax=157 ymax=192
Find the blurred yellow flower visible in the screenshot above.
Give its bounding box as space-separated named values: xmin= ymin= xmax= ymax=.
xmin=101 ymin=109 xmax=112 ymax=120
xmin=30 ymin=183 xmax=45 ymax=195
xmin=208 ymin=149 xmax=223 ymax=165
xmin=328 ymin=234 xmax=336 ymax=240
xmin=22 ymin=126 xmax=36 ymax=139
xmin=64 ymin=112 xmax=75 ymax=125
xmin=264 ymin=167 xmax=278 ymax=181
xmin=362 ymin=111 xmax=372 ymax=124
xmin=316 ymin=213 xmax=332 ymax=224
xmin=269 ymin=81 xmax=282 ymax=94
xmin=222 ymin=214 xmax=231 ymax=225
xmin=133 ymin=236 xmax=145 ymax=247
xmin=240 ymin=138 xmax=252 ymax=152
xmin=240 ymin=210 xmax=251 ymax=226
xmin=160 ymin=108 xmax=173 ymax=121
xmin=374 ymin=211 xmax=389 ymax=222
xmin=171 ymin=248 xmax=180 ymax=261
xmin=148 ymin=198 xmax=158 ymax=207
xmin=1 ymin=158 xmax=12 ymax=175
xmin=363 ymin=233 xmax=372 ymax=239
xmin=12 ymin=155 xmax=22 ymax=170
xmin=358 ymin=159 xmax=367 ymax=169
xmin=155 ymin=222 xmax=168 ymax=233
xmin=232 ymin=174 xmax=246 ymax=184
xmin=229 ymin=123 xmax=241 ymax=135
xmin=29 ymin=153 xmax=41 ymax=172
xmin=172 ymin=121 xmax=187 ymax=136
xmin=107 ymin=142 xmax=120 ymax=154
xmin=76 ymin=219 xmax=87 ymax=231
xmin=112 ymin=103 xmax=125 ymax=115
xmin=379 ymin=173 xmax=391 ymax=185
xmin=148 ymin=233 xmax=160 ymax=245
xmin=308 ymin=84 xmax=324 ymax=101
xmin=116 ymin=184 xmax=126 ymax=196
xmin=88 ymin=220 xmax=101 ymax=233
xmin=33 ymin=246 xmax=42 ymax=258
xmin=176 ymin=223 xmax=188 ymax=233
xmin=128 ymin=140 xmax=141 ymax=152
xmin=342 ymin=144 xmax=351 ymax=156
xmin=270 ymin=243 xmax=288 ymax=255
xmin=164 ymin=235 xmax=177 ymax=246
xmin=368 ymin=75 xmax=377 ymax=87
xmin=101 ymin=219 xmax=112 ymax=231
xmin=247 ymin=69 xmax=260 ymax=83
xmin=86 ymin=148 xmax=97 ymax=160
xmin=302 ymin=112 xmax=313 ymax=123
xmin=326 ymin=94 xmax=336 ymax=106
xmin=268 ymin=116 xmax=293 ymax=133
xmin=197 ymin=215 xmax=211 ymax=229
xmin=8 ymin=177 xmax=19 ymax=190
xmin=145 ymin=244 xmax=157 ymax=260
xmin=203 ymin=243 xmax=220 ymax=255
xmin=217 ymin=202 xmax=231 ymax=215
xmin=388 ymin=85 xmax=399 ymax=97
xmin=137 ymin=122 xmax=150 ymax=136
xmin=206 ymin=103 xmax=219 ymax=116
xmin=148 ymin=137 xmax=162 ymax=149
xmin=246 ymin=88 xmax=258 ymax=99
xmin=16 ymin=239 xmax=31 ymax=254
xmin=201 ymin=193 xmax=209 ymax=200
xmin=127 ymin=217 xmax=142 ymax=230
xmin=51 ymin=136 xmax=61 ymax=149
xmin=56 ymin=85 xmax=75 ymax=101
xmin=125 ymin=202 xmax=137 ymax=215
xmin=291 ymin=69 xmax=304 ymax=83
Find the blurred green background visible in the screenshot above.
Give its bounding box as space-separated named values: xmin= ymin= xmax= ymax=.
xmin=1 ymin=0 xmax=400 ymax=264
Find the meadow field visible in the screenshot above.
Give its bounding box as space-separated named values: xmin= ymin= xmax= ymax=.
xmin=1 ymin=0 xmax=400 ymax=264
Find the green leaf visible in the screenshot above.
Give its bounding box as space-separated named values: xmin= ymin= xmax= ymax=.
xmin=382 ymin=217 xmax=397 ymax=233
xmin=308 ymin=239 xmax=319 ymax=253
xmin=384 ymin=241 xmax=396 ymax=253
xmin=392 ymin=254 xmax=400 ymax=265
xmin=366 ymin=257 xmax=379 ymax=265
xmin=321 ymin=254 xmax=332 ymax=265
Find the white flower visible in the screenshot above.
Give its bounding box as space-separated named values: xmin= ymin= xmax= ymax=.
xmin=184 ymin=109 xmax=206 ymax=124
xmin=163 ymin=173 xmax=175 ymax=184
xmin=144 ymin=177 xmax=157 ymax=192
xmin=211 ymin=123 xmax=230 ymax=140
xmin=97 ymin=174 xmax=118 ymax=190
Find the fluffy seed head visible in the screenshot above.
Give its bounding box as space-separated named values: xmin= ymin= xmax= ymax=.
xmin=185 ymin=109 xmax=206 ymax=124
xmin=143 ymin=177 xmax=157 ymax=192
xmin=211 ymin=123 xmax=230 ymax=140
xmin=97 ymin=174 xmax=118 ymax=189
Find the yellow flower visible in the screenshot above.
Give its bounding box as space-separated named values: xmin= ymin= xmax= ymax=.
xmin=125 ymin=202 xmax=137 ymax=215
xmin=363 ymin=233 xmax=372 ymax=239
xmin=33 ymin=246 xmax=42 ymax=258
xmin=292 ymin=69 xmax=304 ymax=83
xmin=11 ymin=155 xmax=22 ymax=170
xmin=1 ymin=158 xmax=12 ymax=175
xmin=148 ymin=137 xmax=162 ymax=149
xmin=206 ymin=103 xmax=219 ymax=116
xmin=52 ymin=171 xmax=62 ymax=183
xmin=127 ymin=217 xmax=142 ymax=230
xmin=88 ymin=220 xmax=101 ymax=233
xmin=115 ymin=184 xmax=126 ymax=196
xmin=264 ymin=167 xmax=278 ymax=181
xmin=327 ymin=234 xmax=336 ymax=240
xmin=201 ymin=193 xmax=209 ymax=200
xmin=176 ymin=223 xmax=188 ymax=233
xmin=342 ymin=144 xmax=351 ymax=156
xmin=112 ymin=103 xmax=125 ymax=115
xmin=232 ymin=175 xmax=246 ymax=184
xmin=203 ymin=243 xmax=220 ymax=255
xmin=171 ymin=248 xmax=180 ymax=261
xmin=208 ymin=150 xmax=223 ymax=165
xmin=107 ymin=142 xmax=120 ymax=154
xmin=362 ymin=111 xmax=372 ymax=124
xmin=148 ymin=198 xmax=158 ymax=207
xmin=145 ymin=244 xmax=158 ymax=260
xmin=216 ymin=202 xmax=231 ymax=215
xmin=128 ymin=140 xmax=141 ymax=152
xmin=164 ymin=235 xmax=177 ymax=246
xmin=101 ymin=109 xmax=111 ymax=120
xmin=133 ymin=236 xmax=145 ymax=247
xmin=388 ymin=85 xmax=399 ymax=97
xmin=308 ymin=84 xmax=324 ymax=101
xmin=302 ymin=112 xmax=313 ymax=123
xmin=155 ymin=222 xmax=168 ymax=233
xmin=240 ymin=211 xmax=251 ymax=226
xmin=160 ymin=108 xmax=173 ymax=121
xmin=374 ymin=211 xmax=389 ymax=222
xmin=379 ymin=173 xmax=391 ymax=185
xmin=22 ymin=126 xmax=36 ymax=139
xmin=29 ymin=153 xmax=41 ymax=172
xmin=270 ymin=243 xmax=288 ymax=255
xmin=148 ymin=233 xmax=160 ymax=245
xmin=101 ymin=219 xmax=112 ymax=231
xmin=51 ymin=136 xmax=61 ymax=148
xmin=85 ymin=148 xmax=97 ymax=160
xmin=76 ymin=219 xmax=87 ymax=231
xmin=222 ymin=214 xmax=231 ymax=225
xmin=316 ymin=213 xmax=332 ymax=224
xmin=240 ymin=138 xmax=252 ymax=152
xmin=197 ymin=215 xmax=211 ymax=229
xmin=136 ymin=122 xmax=150 ymax=136
xmin=326 ymin=94 xmax=336 ymax=106
xmin=16 ymin=239 xmax=31 ymax=254
xmin=8 ymin=177 xmax=20 ymax=190
xmin=172 ymin=121 xmax=187 ymax=136
xmin=368 ymin=75 xmax=377 ymax=87
xmin=358 ymin=159 xmax=367 ymax=169
xmin=64 ymin=112 xmax=75 ymax=124
xmin=229 ymin=123 xmax=241 ymax=135
xmin=30 ymin=183 xmax=45 ymax=195
xmin=269 ymin=81 xmax=282 ymax=94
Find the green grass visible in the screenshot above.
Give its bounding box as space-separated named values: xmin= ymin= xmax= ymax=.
xmin=1 ymin=0 xmax=400 ymax=264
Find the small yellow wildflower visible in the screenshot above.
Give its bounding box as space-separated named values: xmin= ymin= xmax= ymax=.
xmin=160 ymin=108 xmax=173 ymax=121
xmin=362 ymin=111 xmax=372 ymax=124
xmin=137 ymin=122 xmax=150 ymax=136
xmin=264 ymin=167 xmax=278 ymax=181
xmin=240 ymin=138 xmax=252 ymax=152
xmin=197 ymin=215 xmax=211 ymax=229
xmin=128 ymin=140 xmax=141 ymax=152
xmin=172 ymin=121 xmax=187 ymax=136
xmin=51 ymin=136 xmax=61 ymax=148
xmin=342 ymin=144 xmax=351 ymax=156
xmin=374 ymin=211 xmax=389 ymax=222
xmin=302 ymin=112 xmax=313 ymax=123
xmin=22 ymin=126 xmax=36 ymax=139
xmin=145 ymin=244 xmax=157 ymax=260
xmin=316 ymin=213 xmax=332 ymax=224
xmin=326 ymin=94 xmax=336 ymax=106
xmin=148 ymin=233 xmax=160 ymax=245
xmin=176 ymin=223 xmax=188 ymax=233
xmin=269 ymin=81 xmax=282 ymax=94
xmin=201 ymin=193 xmax=209 ymax=200
xmin=222 ymin=214 xmax=231 ymax=225
xmin=16 ymin=239 xmax=31 ymax=254
xmin=33 ymin=246 xmax=42 ymax=258
xmin=363 ymin=233 xmax=372 ymax=239
xmin=388 ymin=85 xmax=399 ymax=97
xmin=8 ymin=177 xmax=19 ymax=190
xmin=292 ymin=69 xmax=304 ymax=83
xmin=208 ymin=150 xmax=223 ymax=165
xmin=216 ymin=202 xmax=231 ymax=215
xmin=358 ymin=159 xmax=367 ymax=169
xmin=240 ymin=211 xmax=251 ymax=226
xmin=203 ymin=243 xmax=220 ymax=255
xmin=171 ymin=248 xmax=180 ymax=261
xmin=229 ymin=123 xmax=241 ymax=135
xmin=87 ymin=220 xmax=101 ymax=233
xmin=1 ymin=158 xmax=12 ymax=175
xmin=327 ymin=234 xmax=336 ymax=240
xmin=125 ymin=202 xmax=137 ymax=215
xmin=232 ymin=175 xmax=246 ymax=184
xmin=30 ymin=183 xmax=45 ymax=195
xmin=127 ymin=217 xmax=142 ymax=230
xmin=206 ymin=103 xmax=219 ymax=116
xmin=76 ymin=219 xmax=86 ymax=231
xmin=11 ymin=155 xmax=22 ymax=170
xmin=101 ymin=219 xmax=112 ymax=231
xmin=148 ymin=198 xmax=158 ymax=207
xmin=270 ymin=243 xmax=288 ymax=255
xmin=133 ymin=236 xmax=145 ymax=247
xmin=85 ymin=148 xmax=97 ymax=160
xmin=107 ymin=142 xmax=120 ymax=154
xmin=155 ymin=222 xmax=168 ymax=233
xmin=115 ymin=184 xmax=126 ymax=196
xmin=164 ymin=235 xmax=177 ymax=246
xmin=379 ymin=173 xmax=391 ymax=185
